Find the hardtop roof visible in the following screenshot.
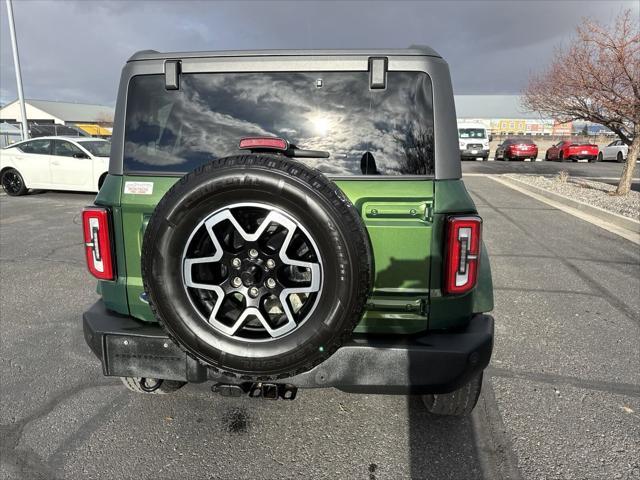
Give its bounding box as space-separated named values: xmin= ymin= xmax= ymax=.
xmin=128 ymin=46 xmax=441 ymax=62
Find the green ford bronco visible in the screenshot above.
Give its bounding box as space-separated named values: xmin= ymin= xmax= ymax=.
xmin=82 ymin=47 xmax=494 ymax=416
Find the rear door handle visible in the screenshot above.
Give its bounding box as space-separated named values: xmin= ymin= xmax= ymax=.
xmin=364 ymin=201 xmax=433 ymax=222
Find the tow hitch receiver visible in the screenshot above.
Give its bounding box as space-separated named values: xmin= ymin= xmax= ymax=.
xmin=212 ymin=382 xmax=298 ymax=400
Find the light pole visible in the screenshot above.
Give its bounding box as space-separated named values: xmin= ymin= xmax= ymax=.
xmin=5 ymin=0 xmax=29 ymax=140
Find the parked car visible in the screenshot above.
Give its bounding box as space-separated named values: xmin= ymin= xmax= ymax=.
xmin=494 ymin=138 xmax=538 ymax=161
xmin=81 ymin=47 xmax=495 ymax=416
xmin=0 ymin=136 xmax=110 ymax=195
xmin=545 ymin=140 xmax=599 ymax=162
xmin=458 ymin=122 xmax=490 ymax=161
xmin=598 ymin=139 xmax=628 ymax=163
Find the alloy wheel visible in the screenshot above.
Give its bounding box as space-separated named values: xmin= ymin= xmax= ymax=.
xmin=181 ymin=203 xmax=323 ymax=341
xmin=2 ymin=171 xmax=22 ymax=194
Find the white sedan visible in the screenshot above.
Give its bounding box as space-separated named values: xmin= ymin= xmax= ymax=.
xmin=598 ymin=139 xmax=628 ymax=163
xmin=0 ymin=136 xmax=110 ymax=196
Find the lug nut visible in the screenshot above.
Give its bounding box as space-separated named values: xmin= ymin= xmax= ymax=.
xmin=266 ymin=278 xmax=276 ymax=289
xmin=248 ymin=287 xmax=259 ymax=298
xmin=249 ymin=248 xmax=259 ymax=259
xmin=232 ymin=258 xmax=241 ymax=268
xmin=231 ymin=276 xmax=242 ymax=288
xmin=266 ymin=259 xmax=276 ymax=269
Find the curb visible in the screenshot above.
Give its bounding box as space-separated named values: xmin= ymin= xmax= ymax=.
xmin=494 ymin=175 xmax=640 ymax=234
xmin=501 ymin=175 xmax=640 ymax=233
xmin=488 ymin=175 xmax=640 ymax=245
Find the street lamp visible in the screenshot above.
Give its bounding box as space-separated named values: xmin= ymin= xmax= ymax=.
xmin=5 ymin=0 xmax=29 ymax=140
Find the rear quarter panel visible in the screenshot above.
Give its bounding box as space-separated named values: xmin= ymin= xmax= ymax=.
xmin=428 ymin=179 xmax=493 ymax=330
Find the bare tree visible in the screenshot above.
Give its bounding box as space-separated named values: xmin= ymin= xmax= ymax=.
xmin=394 ymin=126 xmax=434 ymax=175
xmin=523 ymin=10 xmax=639 ymax=195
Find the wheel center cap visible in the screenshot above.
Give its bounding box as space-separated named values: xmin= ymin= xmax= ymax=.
xmin=241 ymin=264 xmax=263 ymax=286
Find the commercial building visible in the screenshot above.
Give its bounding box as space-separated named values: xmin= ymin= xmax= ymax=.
xmin=454 ymin=95 xmax=609 ymax=137
xmin=0 ymin=99 xmax=114 ymax=138
xmin=0 ymin=122 xmax=22 ymax=148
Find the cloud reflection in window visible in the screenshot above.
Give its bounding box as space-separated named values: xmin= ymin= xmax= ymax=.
xmin=124 ymin=71 xmax=434 ymax=176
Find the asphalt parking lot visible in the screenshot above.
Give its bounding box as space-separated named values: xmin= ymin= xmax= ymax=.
xmin=1 ymin=166 xmax=639 ymax=479
xmin=462 ymin=158 xmax=640 ymax=191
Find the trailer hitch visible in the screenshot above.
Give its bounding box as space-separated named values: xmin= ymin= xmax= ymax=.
xmin=212 ymin=382 xmax=298 ymax=400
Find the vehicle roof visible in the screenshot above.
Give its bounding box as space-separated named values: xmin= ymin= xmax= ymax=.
xmin=457 ymin=122 xmax=487 ymax=129
xmin=128 ymin=46 xmax=441 ymax=62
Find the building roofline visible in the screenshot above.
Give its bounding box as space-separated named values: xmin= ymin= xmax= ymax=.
xmin=8 ymin=135 xmax=109 ymax=144
xmin=1 ymin=98 xmax=113 ymax=108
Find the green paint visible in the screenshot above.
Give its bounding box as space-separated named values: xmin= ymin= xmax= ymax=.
xmin=98 ymin=174 xmax=492 ymax=334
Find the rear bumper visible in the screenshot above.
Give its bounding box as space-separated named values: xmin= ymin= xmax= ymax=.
xmin=83 ymin=300 xmax=494 ymax=394
xmin=507 ymin=151 xmax=537 ymax=159
xmin=460 ymin=148 xmax=489 ymax=159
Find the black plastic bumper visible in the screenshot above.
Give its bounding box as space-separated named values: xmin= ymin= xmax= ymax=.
xmin=460 ymin=149 xmax=489 ymax=159
xmin=83 ymin=300 xmax=494 ymax=394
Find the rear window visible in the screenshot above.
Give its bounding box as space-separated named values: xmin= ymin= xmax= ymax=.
xmin=124 ymin=71 xmax=434 ymax=176
xmin=18 ymin=139 xmax=51 ymax=154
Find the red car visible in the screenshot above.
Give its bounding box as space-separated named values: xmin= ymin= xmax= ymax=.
xmin=494 ymin=138 xmax=538 ymax=161
xmin=545 ymin=141 xmax=599 ymax=162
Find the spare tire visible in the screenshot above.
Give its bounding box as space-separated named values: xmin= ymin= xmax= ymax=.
xmin=142 ymin=154 xmax=372 ymax=379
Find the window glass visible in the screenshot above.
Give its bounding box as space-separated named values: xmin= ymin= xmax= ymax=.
xmin=124 ymin=71 xmax=435 ymax=176
xmin=53 ymin=140 xmax=84 ymax=157
xmin=458 ymin=128 xmax=485 ymax=139
xmin=78 ymin=140 xmax=111 ymax=157
xmin=19 ymin=139 xmax=51 ymax=155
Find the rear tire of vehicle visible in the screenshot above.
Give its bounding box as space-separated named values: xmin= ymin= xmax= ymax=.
xmin=597 ymin=152 xmax=603 ymax=162
xmin=142 ymin=154 xmax=372 ymax=380
xmin=1 ymin=168 xmax=28 ymax=196
xmin=544 ymin=153 xmax=549 ymax=161
xmin=559 ymin=152 xmax=565 ymax=162
xmin=617 ymin=152 xmax=624 ymax=163
xmin=421 ymin=373 xmax=483 ymax=417
xmin=98 ymin=172 xmax=108 ymax=189
xmin=120 ymin=377 xmax=186 ymax=394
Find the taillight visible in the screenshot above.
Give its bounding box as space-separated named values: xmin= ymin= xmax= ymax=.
xmin=444 ymin=216 xmax=482 ymax=295
xmin=239 ymin=137 xmax=289 ymax=151
xmin=82 ymin=207 xmax=114 ymax=280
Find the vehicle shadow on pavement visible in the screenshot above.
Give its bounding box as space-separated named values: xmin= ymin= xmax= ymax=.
xmin=406 ymin=395 xmax=484 ymax=480
xmin=407 ymin=376 xmax=520 ymax=480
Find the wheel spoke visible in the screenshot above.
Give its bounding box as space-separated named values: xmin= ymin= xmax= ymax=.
xmin=182 ymin=203 xmax=322 ymax=341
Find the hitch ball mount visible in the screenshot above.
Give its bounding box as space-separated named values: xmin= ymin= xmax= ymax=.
xmin=212 ymin=382 xmax=298 ymax=400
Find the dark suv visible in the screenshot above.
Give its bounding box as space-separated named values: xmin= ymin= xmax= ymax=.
xmin=82 ymin=47 xmax=494 ymax=416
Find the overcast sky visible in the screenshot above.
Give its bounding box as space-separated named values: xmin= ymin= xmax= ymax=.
xmin=0 ymin=0 xmax=636 ymax=106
